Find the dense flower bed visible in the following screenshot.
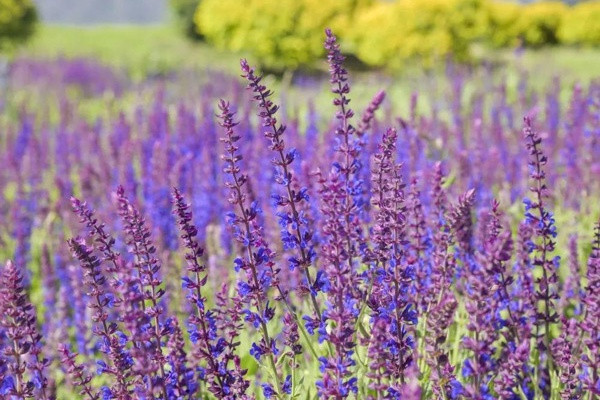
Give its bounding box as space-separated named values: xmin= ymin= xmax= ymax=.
xmin=0 ymin=30 xmax=599 ymax=399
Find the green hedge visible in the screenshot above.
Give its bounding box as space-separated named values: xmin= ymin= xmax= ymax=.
xmin=349 ymin=0 xmax=487 ymax=69
xmin=486 ymin=1 xmax=570 ymax=48
xmin=195 ymin=0 xmax=372 ymax=71
xmin=0 ymin=0 xmax=37 ymax=50
xmin=193 ymin=0 xmax=600 ymax=71
xmin=170 ymin=0 xmax=203 ymax=41
xmin=559 ymin=1 xmax=600 ymax=46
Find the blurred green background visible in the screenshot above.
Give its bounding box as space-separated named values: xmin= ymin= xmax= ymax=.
xmin=1 ymin=0 xmax=599 ymax=83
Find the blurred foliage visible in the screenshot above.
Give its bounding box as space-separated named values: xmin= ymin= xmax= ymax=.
xmin=170 ymin=0 xmax=203 ymax=41
xmin=349 ymin=0 xmax=487 ymax=69
xmin=486 ymin=1 xmax=567 ymax=48
xmin=559 ymin=1 xmax=600 ymax=45
xmin=0 ymin=0 xmax=37 ymax=50
xmin=192 ymin=0 xmax=600 ymax=72
xmin=195 ymin=0 xmax=373 ymax=71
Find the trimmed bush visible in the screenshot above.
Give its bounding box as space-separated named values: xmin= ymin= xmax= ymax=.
xmin=194 ymin=0 xmax=371 ymax=70
xmin=349 ymin=0 xmax=487 ymax=69
xmin=559 ymin=1 xmax=600 ymax=45
xmin=193 ymin=0 xmax=600 ymax=71
xmin=0 ymin=0 xmax=37 ymax=49
xmin=486 ymin=1 xmax=567 ymax=48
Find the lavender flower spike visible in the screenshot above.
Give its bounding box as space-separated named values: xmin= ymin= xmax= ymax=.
xmin=357 ymin=90 xmax=386 ymax=137
xmin=0 ymin=260 xmax=51 ymax=400
xmin=58 ymin=345 xmax=99 ymax=400
xmin=116 ymin=187 xmax=169 ymax=399
xmin=67 ymin=237 xmax=133 ymax=399
xmin=172 ymin=187 xmax=244 ymax=398
xmin=218 ymin=99 xmax=284 ymax=397
xmin=324 ymin=28 xmax=366 ymax=268
xmin=581 ymin=220 xmax=600 ymax=395
xmin=240 ymin=58 xmax=322 ymax=322
xmin=523 ymin=116 xmax=559 ymax=390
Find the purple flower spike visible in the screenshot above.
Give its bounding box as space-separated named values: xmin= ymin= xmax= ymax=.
xmin=448 ymin=188 xmax=476 ymax=256
xmin=425 ymin=293 xmax=459 ymax=399
xmin=241 ymin=58 xmax=322 ymax=322
xmin=357 ymin=90 xmax=386 ymax=137
xmin=581 ymin=220 xmax=600 ymax=395
xmin=365 ymin=127 xmax=415 ymax=390
xmin=217 ymin=99 xmax=285 ymax=397
xmin=494 ymin=340 xmax=530 ymax=398
xmin=59 ymin=344 xmax=99 ymax=400
xmin=552 ymin=317 xmax=582 ymax=398
xmin=71 ymin=196 xmax=121 ymax=274
xmin=172 ymin=187 xmax=245 ymax=398
xmin=323 ymin=28 xmax=366 ymax=267
xmin=523 ymin=116 xmax=559 ymax=390
xmin=116 ymin=186 xmax=169 ymax=399
xmin=67 ymin=237 xmax=133 ymax=398
xmin=0 ymin=261 xmax=51 ymax=400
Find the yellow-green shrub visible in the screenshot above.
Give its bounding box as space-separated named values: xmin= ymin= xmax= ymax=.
xmin=559 ymin=1 xmax=600 ymax=46
xmin=350 ymin=0 xmax=487 ymax=69
xmin=521 ymin=1 xmax=566 ymax=46
xmin=195 ymin=0 xmax=372 ymax=71
xmin=486 ymin=1 xmax=567 ymax=48
xmin=482 ymin=1 xmax=520 ymax=48
xmin=194 ymin=0 xmax=600 ymax=72
xmin=0 ymin=0 xmax=37 ymax=49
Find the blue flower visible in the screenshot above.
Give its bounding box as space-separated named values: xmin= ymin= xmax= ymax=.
xmin=101 ymin=386 xmax=113 ymax=400
xmin=272 ymin=195 xmax=286 ymax=208
xmin=250 ymin=342 xmax=265 ymax=361
xmin=97 ymin=360 xmax=109 ymax=375
xmin=276 ymin=211 xmax=293 ymax=227
xmin=0 ymin=376 xmax=15 ymax=395
xmin=346 ymin=377 xmax=358 ymax=394
xmin=281 ymin=230 xmax=297 ymax=250
xmin=296 ymin=188 xmax=309 ymax=202
xmin=288 ymin=256 xmax=300 ymax=271
xmin=317 ymin=321 xmax=328 ymax=344
xmin=312 ymin=271 xmax=330 ymax=294
xmin=115 ymin=331 xmax=128 ymax=346
xmin=285 ymin=148 xmax=299 ymax=164
xmin=211 ymin=338 xmax=227 ymax=358
xmin=262 ymin=383 xmax=276 ymax=398
xmin=234 ymin=257 xmax=244 ymax=272
xmin=462 ymin=359 xmax=474 ymax=378
xmin=317 ymin=357 xmax=329 ymax=373
xmin=244 ymin=309 xmax=261 ymax=328
xmin=255 ymin=247 xmax=270 ymax=265
xmin=282 ymin=375 xmax=292 ymax=394
xmin=303 ymin=315 xmax=319 ymax=335
xmin=450 ymin=379 xmax=464 ymax=399
xmin=403 ymin=305 xmax=418 ymax=325
xmin=31 ymin=371 xmax=44 ymax=389
xmin=238 ymin=281 xmax=253 ymax=298
xmin=182 ymin=276 xmax=195 ymax=289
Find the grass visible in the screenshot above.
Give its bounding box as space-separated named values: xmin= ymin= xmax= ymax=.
xmin=19 ymin=24 xmax=600 ymax=83
xmin=19 ymin=24 xmax=246 ymax=80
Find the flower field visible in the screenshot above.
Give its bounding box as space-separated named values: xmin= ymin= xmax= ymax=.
xmin=0 ymin=29 xmax=599 ymax=399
